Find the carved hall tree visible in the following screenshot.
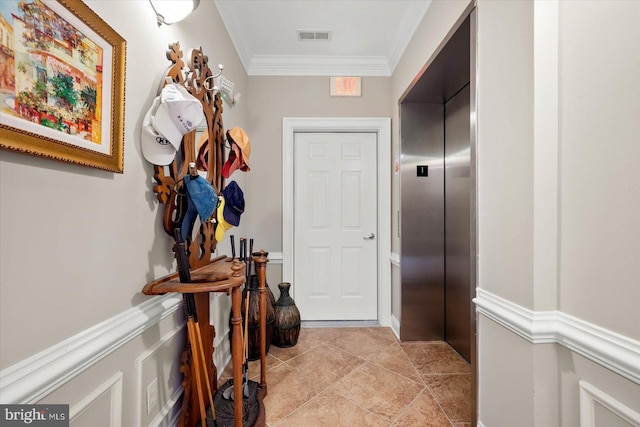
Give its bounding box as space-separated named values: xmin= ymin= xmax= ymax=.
xmin=151 ymin=41 xmax=225 ymax=269
xmin=148 ymin=42 xmax=224 ymax=427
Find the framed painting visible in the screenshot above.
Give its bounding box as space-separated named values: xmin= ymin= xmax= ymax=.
xmin=0 ymin=0 xmax=126 ymax=173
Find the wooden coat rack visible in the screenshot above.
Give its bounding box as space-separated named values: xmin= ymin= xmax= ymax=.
xmin=143 ymin=42 xmax=266 ymax=427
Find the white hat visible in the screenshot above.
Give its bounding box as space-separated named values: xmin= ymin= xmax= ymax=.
xmin=152 ymin=83 xmax=204 ymax=148
xmin=141 ymin=96 xmax=178 ymax=165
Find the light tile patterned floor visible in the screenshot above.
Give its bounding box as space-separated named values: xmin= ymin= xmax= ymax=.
xmin=219 ymin=327 xmax=471 ymax=427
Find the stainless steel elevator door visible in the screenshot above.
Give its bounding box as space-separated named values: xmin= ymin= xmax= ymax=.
xmin=444 ymin=84 xmax=471 ymax=362
xmin=400 ymin=103 xmax=445 ymax=341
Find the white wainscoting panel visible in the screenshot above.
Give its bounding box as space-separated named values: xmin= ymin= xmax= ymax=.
xmin=474 ymin=288 xmax=640 ymax=385
xmin=70 ymin=372 xmax=123 ymax=427
xmin=214 ymin=330 xmax=232 ymax=381
xmin=579 ymin=380 xmax=640 ymax=427
xmin=149 ymin=387 xmax=183 ymax=427
xmin=136 ymin=324 xmax=186 ymax=426
xmin=0 ymin=293 xmax=182 ymax=404
xmin=268 ymin=252 xmax=283 ymax=264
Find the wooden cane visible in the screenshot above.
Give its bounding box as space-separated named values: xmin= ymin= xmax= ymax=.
xmin=185 ymin=303 xmax=208 ymax=426
xmin=243 ymin=282 xmax=250 ymax=382
xmin=191 ymin=296 xmax=217 ymax=425
xmin=174 ymin=229 xmax=214 ymax=426
xmin=196 ymin=316 xmax=216 ymax=425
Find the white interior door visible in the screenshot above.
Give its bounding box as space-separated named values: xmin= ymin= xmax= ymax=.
xmin=293 ymin=132 xmax=378 ymax=320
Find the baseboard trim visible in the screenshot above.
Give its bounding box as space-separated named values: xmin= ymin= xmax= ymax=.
xmin=301 ymin=320 xmax=380 ymax=328
xmin=474 ymin=288 xmax=640 ymax=385
xmin=390 ymin=314 xmax=400 ymax=340
xmin=0 ymin=293 xmax=183 ymax=403
xmin=390 ymin=252 xmax=400 ymax=267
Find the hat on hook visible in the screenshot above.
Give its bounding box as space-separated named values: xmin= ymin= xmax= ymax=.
xmin=195 ymin=131 xmax=209 ymax=171
xmin=215 ymin=196 xmax=234 ymax=242
xmin=181 ymin=174 xmax=218 ymax=240
xmin=222 ymin=142 xmax=241 ymax=178
xmin=222 ymin=127 xmax=251 ymax=177
xmin=141 ymin=96 xmax=177 ymax=165
xmin=221 ymin=181 xmax=244 ymax=226
xmin=229 ymin=127 xmax=251 ymax=171
xmin=152 ymin=83 xmax=204 ymax=149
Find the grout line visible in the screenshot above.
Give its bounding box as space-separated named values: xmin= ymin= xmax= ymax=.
xmin=423 ymin=373 xmax=473 ymax=425
xmin=388 ymin=384 xmax=428 ymax=425
xmin=331 ymin=361 xmax=425 ymax=425
xmin=365 ymin=356 xmax=425 ymax=387
xmin=423 ymin=380 xmax=457 ymax=427
xmin=268 ymin=344 xmax=369 ymax=424
xmin=265 ymin=330 xmax=471 ymax=426
xmin=329 ymin=378 xmax=400 ymax=425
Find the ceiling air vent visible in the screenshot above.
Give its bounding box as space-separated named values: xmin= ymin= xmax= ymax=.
xmin=297 ymin=30 xmax=332 ymax=41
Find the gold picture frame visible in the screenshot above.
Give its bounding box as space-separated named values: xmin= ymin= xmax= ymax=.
xmin=0 ymin=0 xmax=126 ymax=173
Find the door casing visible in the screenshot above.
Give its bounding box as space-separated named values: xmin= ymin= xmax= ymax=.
xmin=283 ymin=117 xmax=392 ymax=326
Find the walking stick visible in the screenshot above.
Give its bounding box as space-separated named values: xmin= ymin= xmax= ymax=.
xmin=185 ymin=301 xmax=208 ymax=425
xmin=240 ymin=238 xmax=250 ymax=397
xmin=247 ymin=238 xmax=254 ymax=281
xmin=243 ymin=275 xmax=250 ymax=397
xmin=174 ymin=229 xmax=217 ymax=427
xmin=187 ymin=294 xmax=217 ymax=426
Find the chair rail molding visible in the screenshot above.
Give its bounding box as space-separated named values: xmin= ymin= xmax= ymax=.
xmin=0 ymin=293 xmax=183 ymax=403
xmin=474 ymin=288 xmax=640 ymax=385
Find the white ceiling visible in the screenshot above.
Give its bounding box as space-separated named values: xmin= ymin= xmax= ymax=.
xmin=214 ymin=0 xmax=432 ymax=76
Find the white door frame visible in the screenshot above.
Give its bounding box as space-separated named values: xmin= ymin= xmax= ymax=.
xmin=283 ymin=117 xmax=391 ymax=327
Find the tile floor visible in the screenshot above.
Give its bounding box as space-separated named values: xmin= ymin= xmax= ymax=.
xmin=219 ymin=327 xmax=471 ymax=426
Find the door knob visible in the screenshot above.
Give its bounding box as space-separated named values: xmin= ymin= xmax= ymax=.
xmin=363 ymin=233 xmax=375 ymax=240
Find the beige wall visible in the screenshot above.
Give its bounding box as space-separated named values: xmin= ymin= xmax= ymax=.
xmin=2 ymin=0 xmax=639 ymax=425
xmin=476 ymin=0 xmax=640 ymax=425
xmin=478 ymin=317 xmax=534 ymax=426
xmin=0 ymin=1 xmax=246 ymax=423
xmin=557 ymin=1 xmax=640 ymax=340
xmin=393 ymin=0 xmax=640 ymax=426
xmin=476 ymin=0 xmax=535 ymax=309
xmin=0 ymin=0 xmax=246 ymax=369
xmin=243 ymin=76 xmax=392 ymax=255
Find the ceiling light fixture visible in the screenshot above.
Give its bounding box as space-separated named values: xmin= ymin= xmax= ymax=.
xmin=149 ymin=0 xmax=200 ymax=26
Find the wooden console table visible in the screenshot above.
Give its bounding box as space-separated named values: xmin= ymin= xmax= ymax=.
xmin=142 ymin=253 xmax=268 ymax=427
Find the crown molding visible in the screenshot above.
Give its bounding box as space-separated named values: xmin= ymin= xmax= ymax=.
xmin=387 ymin=0 xmax=433 ymax=73
xmin=214 ymin=0 xmax=252 ymax=71
xmin=214 ymin=0 xmax=431 ymax=77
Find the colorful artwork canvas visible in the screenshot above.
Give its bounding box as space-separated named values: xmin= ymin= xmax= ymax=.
xmin=0 ymin=0 xmax=125 ymax=172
